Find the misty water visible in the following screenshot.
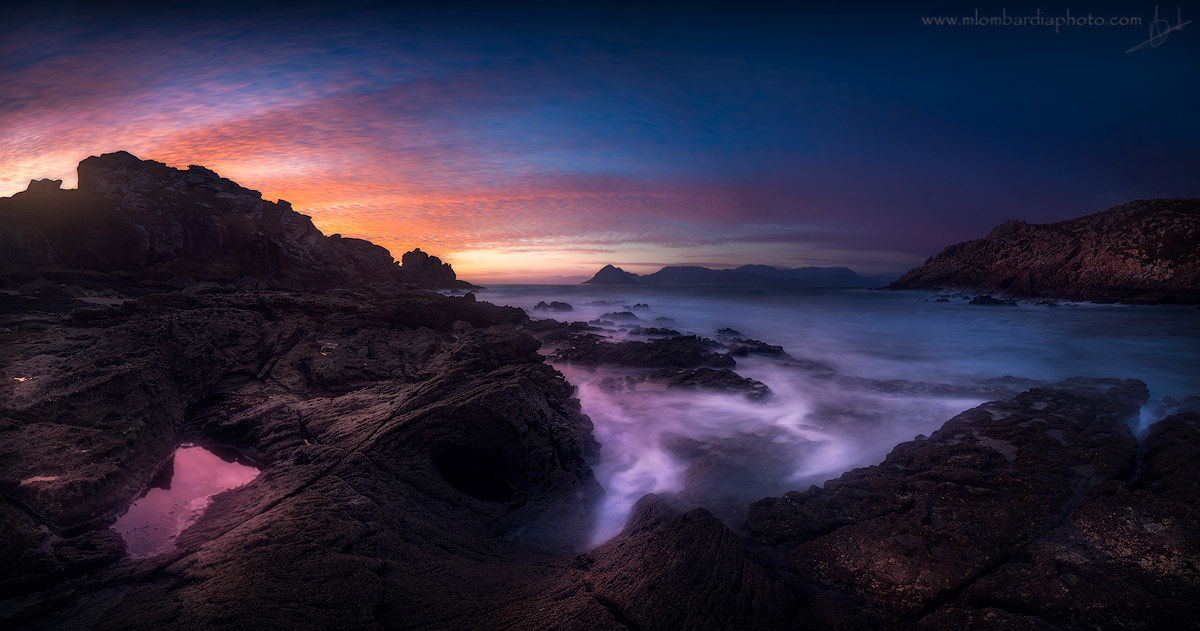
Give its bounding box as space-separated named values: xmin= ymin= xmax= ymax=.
xmin=478 ymin=285 xmax=1200 ymax=545
xmin=114 ymin=444 xmax=258 ymax=556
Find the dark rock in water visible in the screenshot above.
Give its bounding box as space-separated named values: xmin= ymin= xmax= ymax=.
xmin=968 ymin=294 xmax=1017 ymax=306
xmin=553 ymin=335 xmax=736 ymax=369
xmin=651 ymin=367 xmax=771 ymax=400
xmin=627 ymin=325 xmax=681 ymax=337
xmin=595 ymin=367 xmax=769 ymax=400
xmin=533 ymin=300 xmax=573 ymax=312
xmin=716 ymin=327 xmax=743 ymax=337
xmin=726 ymin=337 xmax=789 ymax=357
xmin=661 ymin=429 xmax=803 ymax=528
xmin=0 ymin=151 xmax=471 ymax=291
xmin=887 ymin=198 xmax=1200 ymax=304
xmin=599 ymin=310 xmax=640 ymax=321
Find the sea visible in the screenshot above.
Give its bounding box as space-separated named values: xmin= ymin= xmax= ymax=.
xmin=474 ymin=285 xmax=1200 ymax=545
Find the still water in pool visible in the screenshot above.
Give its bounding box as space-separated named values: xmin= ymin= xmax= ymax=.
xmin=114 ymin=444 xmax=258 ymax=556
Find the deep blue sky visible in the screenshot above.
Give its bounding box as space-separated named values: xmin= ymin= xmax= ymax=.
xmin=2 ymin=0 xmax=1197 ymax=281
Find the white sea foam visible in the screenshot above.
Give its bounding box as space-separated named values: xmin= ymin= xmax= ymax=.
xmin=480 ymin=285 xmax=1200 ymax=546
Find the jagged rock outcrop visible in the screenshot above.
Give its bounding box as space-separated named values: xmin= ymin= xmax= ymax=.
xmin=887 ymin=198 xmax=1200 ymax=304
xmin=400 ymin=247 xmax=460 ymax=287
xmin=0 ymin=151 xmax=471 ymax=291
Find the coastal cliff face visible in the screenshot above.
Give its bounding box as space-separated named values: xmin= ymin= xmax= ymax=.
xmin=1 ymin=159 xmax=1197 ymax=629
xmin=0 ymin=152 xmax=467 ymax=291
xmin=887 ymin=198 xmax=1200 ymax=304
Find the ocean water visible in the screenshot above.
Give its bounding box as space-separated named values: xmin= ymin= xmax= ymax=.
xmin=477 ymin=285 xmax=1200 ymax=545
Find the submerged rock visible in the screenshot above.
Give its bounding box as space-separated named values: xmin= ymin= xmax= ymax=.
xmin=533 ymin=300 xmax=574 ymax=312
xmin=552 ymin=334 xmax=736 ymax=368
xmin=968 ymin=294 xmax=1017 ymax=306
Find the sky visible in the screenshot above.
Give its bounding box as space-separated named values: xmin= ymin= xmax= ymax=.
xmin=2 ymin=1 xmax=1197 ymax=283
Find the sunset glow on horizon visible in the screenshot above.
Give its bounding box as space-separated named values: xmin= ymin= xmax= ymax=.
xmin=3 ymin=1 xmax=1196 ymax=283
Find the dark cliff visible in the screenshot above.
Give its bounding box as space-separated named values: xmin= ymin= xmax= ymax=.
xmin=0 ymin=151 xmax=470 ymax=291
xmin=887 ymin=198 xmax=1200 ymax=304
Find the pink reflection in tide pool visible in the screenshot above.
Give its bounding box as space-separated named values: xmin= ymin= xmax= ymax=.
xmin=114 ymin=444 xmax=258 ymax=557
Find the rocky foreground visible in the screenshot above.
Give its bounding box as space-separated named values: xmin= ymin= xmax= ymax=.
xmin=2 ymin=155 xmax=1198 ymax=629
xmin=887 ymin=198 xmax=1200 ymax=304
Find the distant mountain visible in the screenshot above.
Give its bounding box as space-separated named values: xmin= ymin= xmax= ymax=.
xmin=584 ymin=263 xmax=875 ymax=287
xmin=886 ymin=198 xmax=1200 ymax=304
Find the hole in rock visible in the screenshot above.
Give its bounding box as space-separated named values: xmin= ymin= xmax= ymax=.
xmin=434 ymin=448 xmax=516 ymax=503
xmin=114 ymin=443 xmax=258 ymax=557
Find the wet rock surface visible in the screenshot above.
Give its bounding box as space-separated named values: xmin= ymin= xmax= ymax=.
xmin=746 ymin=378 xmax=1200 ymax=629
xmin=551 ymin=334 xmax=736 ymax=368
xmin=0 ymin=286 xmax=607 ymax=628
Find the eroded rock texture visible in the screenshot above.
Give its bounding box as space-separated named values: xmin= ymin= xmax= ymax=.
xmin=887 ymin=198 xmax=1200 ymax=304
xmin=0 ymin=288 xmax=607 ymax=629
xmin=747 ymin=379 xmax=1200 ymax=630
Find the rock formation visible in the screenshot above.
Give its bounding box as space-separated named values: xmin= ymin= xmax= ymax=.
xmin=745 ymin=379 xmax=1200 ymax=630
xmin=887 ymin=198 xmax=1200 ymax=304
xmin=0 ymin=151 xmax=471 ymax=292
xmin=1 ymin=286 xmax=608 ymax=628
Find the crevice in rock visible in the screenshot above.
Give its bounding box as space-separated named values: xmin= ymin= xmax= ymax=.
xmin=433 ymin=447 xmax=517 ymax=504
xmin=913 ymin=468 xmax=1110 ymax=620
xmin=593 ymin=595 xmax=642 ymax=631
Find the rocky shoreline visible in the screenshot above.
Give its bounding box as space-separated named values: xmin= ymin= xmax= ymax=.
xmin=887 ymin=198 xmax=1200 ymax=305
xmin=3 ymin=155 xmax=1198 ymax=629
xmin=3 ymin=284 xmax=1196 ymax=629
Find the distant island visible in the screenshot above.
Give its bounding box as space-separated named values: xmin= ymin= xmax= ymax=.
xmin=887 ymin=198 xmax=1200 ymax=304
xmin=584 ymin=263 xmax=888 ymax=287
